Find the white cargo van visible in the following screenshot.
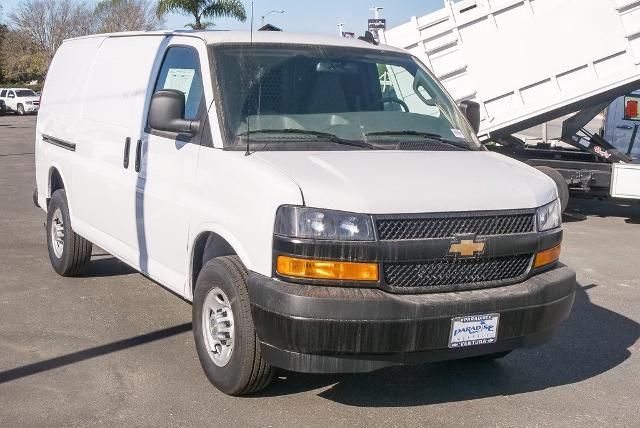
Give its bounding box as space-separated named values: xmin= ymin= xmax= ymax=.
xmin=35 ymin=31 xmax=576 ymax=395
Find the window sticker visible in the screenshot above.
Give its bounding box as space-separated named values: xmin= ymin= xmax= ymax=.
xmin=164 ymin=68 xmax=196 ymax=100
xmin=624 ymin=95 xmax=640 ymax=121
xmin=451 ymin=128 xmax=465 ymax=139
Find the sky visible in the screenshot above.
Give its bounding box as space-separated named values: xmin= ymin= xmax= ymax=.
xmin=0 ymin=0 xmax=446 ymax=36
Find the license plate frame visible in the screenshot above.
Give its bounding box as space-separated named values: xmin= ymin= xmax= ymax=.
xmin=449 ymin=313 xmax=500 ymax=348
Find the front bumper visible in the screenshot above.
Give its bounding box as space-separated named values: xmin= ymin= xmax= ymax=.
xmin=248 ymin=265 xmax=576 ymax=373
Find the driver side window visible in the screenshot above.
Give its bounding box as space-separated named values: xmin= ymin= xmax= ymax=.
xmin=153 ymin=46 xmax=204 ymax=120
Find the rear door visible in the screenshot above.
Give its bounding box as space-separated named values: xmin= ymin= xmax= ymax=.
xmin=135 ymin=37 xmax=211 ymax=292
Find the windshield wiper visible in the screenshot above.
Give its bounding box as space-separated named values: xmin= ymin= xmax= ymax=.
xmin=364 ymin=130 xmax=471 ymax=150
xmin=237 ymin=129 xmax=377 ymax=150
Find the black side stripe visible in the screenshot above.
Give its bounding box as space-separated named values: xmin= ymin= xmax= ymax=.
xmin=42 ymin=135 xmax=76 ymax=152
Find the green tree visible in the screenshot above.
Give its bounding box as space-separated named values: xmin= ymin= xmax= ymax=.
xmin=0 ymin=4 xmax=5 ymax=83
xmin=156 ymin=0 xmax=246 ymax=30
xmin=0 ymin=24 xmax=7 ymax=83
xmin=0 ymin=30 xmax=48 ymax=82
xmin=95 ymin=0 xmax=163 ymax=33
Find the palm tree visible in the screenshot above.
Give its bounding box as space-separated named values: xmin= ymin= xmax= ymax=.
xmin=157 ymin=0 xmax=246 ymax=30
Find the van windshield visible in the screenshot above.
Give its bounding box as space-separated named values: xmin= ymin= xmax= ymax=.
xmin=211 ymin=44 xmax=481 ymax=151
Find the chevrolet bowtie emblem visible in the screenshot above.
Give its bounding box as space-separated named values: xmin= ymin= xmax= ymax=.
xmin=449 ymin=239 xmax=485 ymax=257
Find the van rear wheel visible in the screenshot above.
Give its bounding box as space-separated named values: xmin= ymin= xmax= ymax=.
xmin=46 ymin=190 xmax=92 ymax=276
xmin=193 ymin=256 xmax=274 ymax=396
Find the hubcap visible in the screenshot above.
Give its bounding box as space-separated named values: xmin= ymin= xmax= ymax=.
xmin=51 ymin=208 xmax=64 ymax=258
xmin=202 ymin=288 xmax=235 ymax=367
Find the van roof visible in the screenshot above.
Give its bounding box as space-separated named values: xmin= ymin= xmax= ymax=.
xmin=65 ymin=30 xmax=406 ymax=54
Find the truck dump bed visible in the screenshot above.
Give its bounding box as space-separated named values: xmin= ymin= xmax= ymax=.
xmin=381 ymin=0 xmax=640 ymax=140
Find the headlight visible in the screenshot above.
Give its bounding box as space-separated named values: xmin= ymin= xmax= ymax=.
xmin=274 ymin=206 xmax=375 ymax=241
xmin=537 ymin=199 xmax=561 ymax=232
xmin=26 ymin=101 xmax=33 ymax=105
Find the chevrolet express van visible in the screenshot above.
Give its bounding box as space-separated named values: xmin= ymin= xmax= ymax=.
xmin=35 ymin=31 xmax=576 ymax=395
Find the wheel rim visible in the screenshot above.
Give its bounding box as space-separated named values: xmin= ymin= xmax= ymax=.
xmin=51 ymin=208 xmax=64 ymax=258
xmin=202 ymin=287 xmax=235 ymax=367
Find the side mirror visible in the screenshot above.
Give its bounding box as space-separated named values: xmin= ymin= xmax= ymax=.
xmin=459 ymin=100 xmax=480 ymax=134
xmin=148 ymin=89 xmax=200 ymax=135
xmin=8 ymin=94 xmax=15 ymax=98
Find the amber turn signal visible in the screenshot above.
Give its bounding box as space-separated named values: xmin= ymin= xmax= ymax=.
xmin=276 ymin=256 xmax=379 ymax=281
xmin=534 ymin=245 xmax=561 ymax=268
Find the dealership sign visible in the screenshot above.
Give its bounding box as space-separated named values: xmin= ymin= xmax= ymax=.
xmin=368 ymin=18 xmax=386 ymax=41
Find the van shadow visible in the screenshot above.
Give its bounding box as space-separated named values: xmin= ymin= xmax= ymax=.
xmin=259 ymin=284 xmax=639 ymax=406
xmin=81 ymin=256 xmax=137 ymax=278
xmin=564 ymin=198 xmax=640 ymax=223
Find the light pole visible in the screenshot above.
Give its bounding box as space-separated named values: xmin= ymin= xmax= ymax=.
xmin=337 ymin=23 xmax=345 ymax=36
xmin=370 ymin=6 xmax=384 ymax=19
xmin=369 ymin=6 xmax=384 ymax=41
xmin=261 ymin=10 xmax=285 ymax=26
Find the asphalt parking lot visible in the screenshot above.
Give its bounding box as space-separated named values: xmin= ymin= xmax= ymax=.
xmin=1 ymin=114 xmax=639 ymax=427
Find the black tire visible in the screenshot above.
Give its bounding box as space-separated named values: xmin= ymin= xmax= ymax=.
xmin=16 ymin=104 xmax=25 ymax=116
xmin=193 ymin=256 xmax=274 ymax=396
xmin=535 ymin=166 xmax=569 ymax=213
xmin=46 ymin=189 xmax=92 ymax=276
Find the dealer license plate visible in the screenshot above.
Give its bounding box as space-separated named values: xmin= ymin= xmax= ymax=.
xmin=449 ymin=314 xmax=499 ymax=348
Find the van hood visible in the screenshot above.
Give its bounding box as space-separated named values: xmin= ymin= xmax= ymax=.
xmin=254 ymin=151 xmax=557 ymax=214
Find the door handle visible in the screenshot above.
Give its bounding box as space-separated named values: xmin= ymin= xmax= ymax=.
xmin=617 ymin=125 xmax=633 ymax=130
xmin=123 ymin=137 xmax=131 ymax=168
xmin=135 ymin=140 xmax=142 ymax=173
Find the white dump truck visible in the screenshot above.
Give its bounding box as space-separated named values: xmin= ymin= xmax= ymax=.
xmin=381 ymin=0 xmax=640 ymax=209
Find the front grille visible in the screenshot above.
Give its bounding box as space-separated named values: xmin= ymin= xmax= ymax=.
xmin=376 ymin=213 xmax=535 ymax=240
xmin=384 ymin=254 xmax=532 ymax=290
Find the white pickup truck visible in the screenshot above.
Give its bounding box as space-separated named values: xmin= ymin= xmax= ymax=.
xmin=0 ymin=88 xmax=40 ymax=115
xmin=34 ymin=30 xmax=576 ymax=396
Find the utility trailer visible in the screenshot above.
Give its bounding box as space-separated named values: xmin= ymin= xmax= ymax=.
xmin=381 ymin=0 xmax=640 ymax=210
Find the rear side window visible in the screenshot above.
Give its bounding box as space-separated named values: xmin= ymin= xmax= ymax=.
xmin=0 ymin=90 xmax=6 ymax=97
xmin=153 ymin=46 xmax=204 ymax=120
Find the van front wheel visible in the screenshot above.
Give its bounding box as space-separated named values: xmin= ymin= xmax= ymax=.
xmin=46 ymin=190 xmax=92 ymax=276
xmin=193 ymin=256 xmax=274 ymax=396
xmin=16 ymin=104 xmax=25 ymax=115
